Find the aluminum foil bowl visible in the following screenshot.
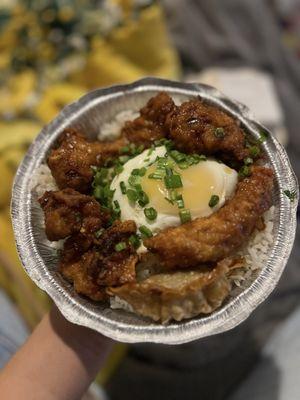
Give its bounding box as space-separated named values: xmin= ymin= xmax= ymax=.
xmin=11 ymin=78 xmax=298 ymax=344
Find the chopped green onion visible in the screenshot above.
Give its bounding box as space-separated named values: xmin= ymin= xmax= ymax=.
xmin=120 ymin=145 xmax=130 ymax=154
xmin=138 ymin=167 xmax=146 ymax=176
xmin=131 ymin=168 xmax=140 ymax=176
xmin=115 ymin=242 xmax=127 ymax=252
xmin=148 ymin=172 xmax=163 ymax=180
xmin=144 ymin=158 xmax=150 ymax=162
xmin=178 ymin=161 xmax=189 ymax=169
xmin=249 ymin=145 xmax=261 ymax=158
xmin=239 ymin=165 xmax=251 ymax=178
xmin=93 ymin=186 xmax=102 ymax=199
xmin=209 ymin=195 xmax=219 ymax=208
xmin=127 ymin=189 xmax=138 ymax=203
xmin=134 ymin=183 xmax=143 ymax=192
xmin=139 ymin=225 xmax=153 ymax=238
xmin=169 ymin=150 xmax=186 ymax=163
xmin=258 ymin=131 xmax=269 ymax=143
xmin=244 ymin=157 xmax=253 ymax=165
xmin=165 ymin=167 xmax=173 ymax=177
xmin=129 ymin=234 xmax=141 ymax=249
xmin=135 ymin=144 xmax=144 ymax=154
xmin=164 ymin=174 xmax=183 ymax=189
xmin=147 ymin=147 xmax=154 ymax=156
xmin=179 ymin=209 xmax=192 ymax=224
xmin=138 ymin=191 xmax=149 ymax=207
xmin=119 ymin=155 xmax=130 ymax=164
xmin=114 ymin=164 xmax=124 ymax=175
xmin=95 ymin=228 xmax=104 ymax=238
xmin=214 ymin=127 xmax=225 ymax=138
xmin=175 ymin=194 xmax=185 ymax=209
xmin=144 ymin=207 xmax=158 ymax=221
xmin=113 ymin=199 xmax=120 ymax=209
xmin=128 ymin=175 xmax=140 ymax=187
xmin=120 ymin=181 xmax=127 ymax=194
xmin=284 ymin=190 xmax=297 ymax=202
xmin=170 ymin=190 xmax=178 ymax=202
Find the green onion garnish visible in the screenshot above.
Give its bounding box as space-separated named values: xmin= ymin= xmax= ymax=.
xmin=128 ymin=175 xmax=140 ymax=187
xmin=214 ymin=127 xmax=225 ymax=138
xmin=164 ymin=174 xmax=183 ymax=189
xmin=114 ymin=164 xmax=124 ymax=175
xmin=179 ymin=209 xmax=192 ymax=224
xmin=120 ymin=145 xmax=129 ymax=154
xmin=115 ymin=242 xmax=127 ymax=252
xmin=93 ymin=186 xmax=102 ymax=199
xmin=119 ymin=155 xmax=130 ymax=164
xmin=148 ymin=172 xmax=163 ymax=180
xmin=249 ymin=145 xmax=261 ymax=158
xmin=258 ymin=131 xmax=269 ymax=143
xmin=176 ymin=194 xmax=185 ymax=209
xmin=138 ymin=191 xmax=149 ymax=207
xmin=129 ymin=234 xmax=141 ymax=249
xmin=239 ymin=165 xmax=251 ymax=178
xmin=127 ymin=189 xmax=138 ymax=203
xmin=169 ymin=150 xmax=186 ymax=163
xmin=95 ymin=228 xmax=104 ymax=238
xmin=131 ymin=168 xmax=140 ymax=176
xmin=139 ymin=225 xmax=153 ymax=238
xmin=209 ymin=195 xmax=219 ymax=208
xmin=244 ymin=157 xmax=253 ymax=165
xmin=144 ymin=207 xmax=158 ymax=221
xmin=284 ymin=190 xmax=297 ymax=202
xmin=178 ymin=161 xmax=189 ymax=169
xmin=120 ymin=181 xmax=126 ymax=194
xmin=139 ymin=167 xmax=146 ymax=176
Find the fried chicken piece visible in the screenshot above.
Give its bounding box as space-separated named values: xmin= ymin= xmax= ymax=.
xmin=59 ymin=220 xmax=138 ymax=301
xmin=39 ymin=188 xmax=109 ymax=241
xmin=145 ymin=166 xmax=274 ymax=269
xmin=108 ymin=258 xmax=236 ymax=323
xmin=60 ymin=256 xmax=107 ymax=301
xmin=94 ymin=219 xmax=138 ymax=286
xmin=48 ymin=128 xmax=126 ymax=192
xmin=166 ymin=99 xmax=249 ymax=162
xmin=122 ymin=92 xmax=176 ymax=147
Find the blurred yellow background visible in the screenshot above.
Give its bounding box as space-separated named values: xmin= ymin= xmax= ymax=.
xmin=0 ymin=0 xmax=180 ymax=383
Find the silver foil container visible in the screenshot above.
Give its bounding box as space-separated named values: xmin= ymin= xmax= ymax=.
xmin=11 ymin=78 xmax=298 ymax=344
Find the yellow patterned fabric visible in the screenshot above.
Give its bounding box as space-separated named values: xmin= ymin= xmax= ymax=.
xmin=0 ymin=0 xmax=181 ymax=383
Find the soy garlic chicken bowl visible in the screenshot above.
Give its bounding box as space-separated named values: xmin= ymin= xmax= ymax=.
xmin=12 ymin=79 xmax=298 ymax=344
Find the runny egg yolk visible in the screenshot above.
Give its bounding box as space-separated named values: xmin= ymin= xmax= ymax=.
xmin=140 ymin=160 xmax=236 ymax=218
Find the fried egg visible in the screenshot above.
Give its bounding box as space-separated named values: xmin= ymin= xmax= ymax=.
xmin=111 ymin=146 xmax=238 ymax=236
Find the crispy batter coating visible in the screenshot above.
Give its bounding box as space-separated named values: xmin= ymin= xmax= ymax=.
xmin=121 ymin=92 xmax=175 ymax=147
xmin=145 ymin=166 xmax=274 ymax=269
xmin=39 ymin=188 xmax=109 ymax=241
xmin=166 ymin=99 xmax=249 ymax=162
xmin=59 ymin=220 xmax=138 ymax=301
xmin=48 ymin=128 xmax=126 ymax=192
xmin=60 ymin=256 xmax=107 ymax=301
xmin=108 ymin=258 xmax=238 ymax=323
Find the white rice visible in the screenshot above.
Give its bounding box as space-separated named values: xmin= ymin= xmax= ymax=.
xmin=98 ymin=110 xmax=138 ymax=141
xmin=30 ymin=107 xmax=276 ymax=316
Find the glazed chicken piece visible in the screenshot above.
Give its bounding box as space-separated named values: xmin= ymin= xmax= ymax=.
xmin=108 ymin=258 xmax=238 ymax=323
xmin=39 ymin=188 xmax=109 ymax=241
xmin=121 ymin=92 xmax=176 ymax=147
xmin=166 ymin=99 xmax=250 ymax=163
xmin=145 ymin=166 xmax=274 ymax=269
xmin=48 ymin=128 xmax=126 ymax=192
xmin=59 ymin=220 xmax=138 ymax=301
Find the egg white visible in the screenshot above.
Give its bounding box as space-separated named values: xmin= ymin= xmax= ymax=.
xmin=111 ymin=146 xmax=238 ymax=240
